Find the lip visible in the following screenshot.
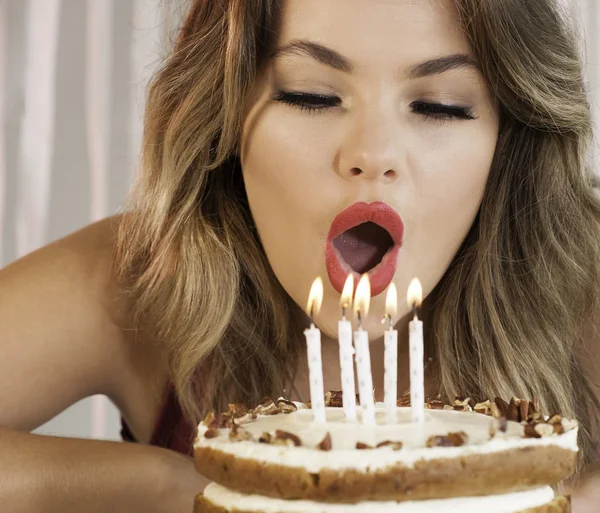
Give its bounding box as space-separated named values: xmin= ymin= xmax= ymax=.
xmin=325 ymin=202 xmax=404 ymax=297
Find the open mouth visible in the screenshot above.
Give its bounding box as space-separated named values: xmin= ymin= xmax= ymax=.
xmin=332 ymin=222 xmax=394 ymax=274
xmin=325 ymin=202 xmax=404 ymax=297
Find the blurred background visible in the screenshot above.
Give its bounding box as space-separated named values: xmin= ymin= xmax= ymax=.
xmin=0 ymin=0 xmax=186 ymax=440
xmin=0 ymin=0 xmax=599 ymax=440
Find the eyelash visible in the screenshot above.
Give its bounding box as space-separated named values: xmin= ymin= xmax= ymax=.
xmin=272 ymin=91 xmax=476 ymax=121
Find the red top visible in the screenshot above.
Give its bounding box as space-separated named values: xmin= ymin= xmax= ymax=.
xmin=120 ymin=384 xmax=195 ymax=455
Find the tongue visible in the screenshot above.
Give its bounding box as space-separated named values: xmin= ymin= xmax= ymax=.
xmin=332 ymin=222 xmax=394 ymax=274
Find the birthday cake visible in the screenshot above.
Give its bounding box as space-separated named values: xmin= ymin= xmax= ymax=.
xmin=193 ymin=394 xmax=577 ymax=512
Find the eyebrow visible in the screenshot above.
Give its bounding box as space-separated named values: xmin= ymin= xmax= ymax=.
xmin=271 ymin=40 xmax=479 ymax=78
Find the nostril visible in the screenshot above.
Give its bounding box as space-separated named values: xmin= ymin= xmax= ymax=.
xmin=384 ymin=169 xmax=396 ymax=179
xmin=350 ymin=168 xmax=362 ymax=177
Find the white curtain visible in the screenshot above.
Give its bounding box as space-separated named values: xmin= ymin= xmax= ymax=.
xmin=579 ymin=0 xmax=600 ymax=169
xmin=0 ymin=0 xmax=598 ymax=438
xmin=0 ymin=0 xmax=181 ymax=439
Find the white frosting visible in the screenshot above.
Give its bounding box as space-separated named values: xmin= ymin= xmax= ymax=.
xmin=203 ymin=483 xmax=556 ymax=513
xmin=195 ymin=405 xmax=578 ymax=473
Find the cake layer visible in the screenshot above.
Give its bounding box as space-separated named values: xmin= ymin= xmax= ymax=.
xmin=195 ymin=442 xmax=575 ymax=503
xmin=194 ymin=406 xmax=578 ymax=503
xmin=195 ymin=486 xmax=571 ymax=513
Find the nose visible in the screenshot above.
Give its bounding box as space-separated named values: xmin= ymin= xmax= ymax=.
xmin=337 ymin=107 xmax=401 ymax=182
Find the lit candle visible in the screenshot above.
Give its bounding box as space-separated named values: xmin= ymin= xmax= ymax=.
xmin=354 ymin=274 xmax=375 ymax=425
xmin=305 ymin=277 xmax=326 ymax=423
xmin=339 ymin=274 xmax=357 ymax=421
xmin=407 ymin=278 xmax=425 ymax=423
xmin=383 ymin=283 xmax=398 ymax=423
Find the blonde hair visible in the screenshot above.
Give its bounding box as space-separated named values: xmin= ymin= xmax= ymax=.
xmin=116 ymin=0 xmax=600 ymax=468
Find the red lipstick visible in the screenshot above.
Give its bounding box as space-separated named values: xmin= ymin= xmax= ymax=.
xmin=325 ymin=202 xmax=404 ymax=297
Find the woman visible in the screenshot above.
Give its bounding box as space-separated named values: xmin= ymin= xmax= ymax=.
xmin=0 ymin=0 xmax=598 ymax=511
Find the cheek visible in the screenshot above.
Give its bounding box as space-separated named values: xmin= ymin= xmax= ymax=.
xmin=241 ymin=106 xmax=336 ymax=325
xmin=403 ymin=125 xmax=497 ymax=302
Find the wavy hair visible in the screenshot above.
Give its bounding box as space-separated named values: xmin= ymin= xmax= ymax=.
xmin=116 ymin=0 xmax=600 ymax=469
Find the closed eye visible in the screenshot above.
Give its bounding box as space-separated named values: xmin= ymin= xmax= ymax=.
xmin=272 ymin=91 xmax=477 ymax=122
xmin=410 ymin=101 xmax=476 ymax=121
xmin=272 ymin=91 xmax=341 ymax=113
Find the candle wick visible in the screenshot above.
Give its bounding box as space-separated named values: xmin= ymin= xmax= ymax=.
xmin=342 ymin=304 xmax=347 ymax=320
xmin=388 ymin=314 xmax=393 ymax=330
xmin=357 ymin=310 xmax=363 ymax=330
xmin=412 ymin=302 xmax=418 ymax=321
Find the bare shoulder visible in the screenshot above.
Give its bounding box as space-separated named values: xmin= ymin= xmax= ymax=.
xmin=0 ymin=216 xmax=168 ymax=439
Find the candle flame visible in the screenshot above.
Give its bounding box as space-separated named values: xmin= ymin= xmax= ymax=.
xmin=354 ymin=274 xmax=371 ymax=319
xmin=385 ymin=283 xmax=398 ymax=320
xmin=406 ymin=278 xmax=423 ymax=307
xmin=306 ymin=277 xmax=324 ymax=318
xmin=340 ymin=274 xmax=354 ymax=311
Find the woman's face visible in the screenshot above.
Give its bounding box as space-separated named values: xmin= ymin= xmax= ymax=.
xmin=241 ymin=0 xmax=499 ymax=338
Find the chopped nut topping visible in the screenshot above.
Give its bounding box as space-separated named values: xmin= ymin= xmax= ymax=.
xmin=506 ymin=397 xmax=521 ymax=422
xmin=426 ymin=436 xmax=454 ymax=447
xmin=455 ymin=396 xmax=475 ymax=407
xmin=216 ymin=413 xmax=234 ymax=429
xmin=547 ymin=414 xmax=564 ymax=434
xmin=203 ymin=409 xmax=235 ymax=429
xmin=259 ymin=432 xmax=273 ymax=444
xmin=531 ymin=397 xmax=541 ymax=415
xmin=397 ymin=393 xmax=411 ymax=407
xmin=526 ymin=408 xmax=544 ymax=423
xmin=324 ymin=391 xmax=343 ymax=408
xmin=229 ymin=422 xmax=253 ymax=442
xmin=356 ymin=442 xmax=372 ymax=449
xmin=227 ymin=403 xmax=249 ymax=418
xmin=274 ymin=430 xmax=302 ymax=447
xmin=519 ymin=400 xmax=530 ymax=422
xmin=448 ymin=431 xmax=468 ymax=446
xmin=204 ymin=428 xmax=219 ymax=439
xmin=524 ymin=422 xmax=554 ymax=438
xmin=426 ymin=431 xmax=468 ymax=447
xmin=535 ymin=423 xmax=555 ymax=437
xmin=494 ymin=397 xmax=509 ymax=418
xmin=426 ymin=399 xmax=445 ymax=410
xmin=547 ymin=414 xmax=562 ymax=425
xmin=318 ymin=433 xmax=332 ymax=451
xmin=474 ymin=400 xmax=493 ymax=416
xmin=232 ymin=412 xmax=256 ymax=425
xmin=251 ymin=397 xmax=280 ymax=416
xmin=376 ymin=441 xmax=403 ymax=450
xmin=276 ymin=398 xmax=298 ymax=413
xmin=203 ymin=411 xmax=217 ymax=427
xmin=561 ymin=418 xmax=577 ymax=432
xmin=453 ymin=397 xmax=473 ymax=412
xmin=489 ymin=402 xmax=502 ymax=418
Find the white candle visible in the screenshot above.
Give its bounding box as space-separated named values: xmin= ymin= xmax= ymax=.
xmin=354 ymin=274 xmax=375 ymax=425
xmin=383 ymin=283 xmax=398 ymax=423
xmin=339 ymin=274 xmax=357 ymax=421
xmin=407 ymin=278 xmax=425 ymax=423
xmin=305 ymin=277 xmax=326 ymax=423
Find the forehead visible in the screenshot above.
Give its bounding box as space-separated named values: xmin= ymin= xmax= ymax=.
xmin=273 ymin=0 xmax=473 ymax=69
